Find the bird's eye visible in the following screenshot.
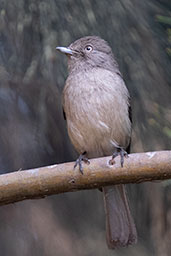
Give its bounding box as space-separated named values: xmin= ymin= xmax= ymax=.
xmin=85 ymin=45 xmax=93 ymax=52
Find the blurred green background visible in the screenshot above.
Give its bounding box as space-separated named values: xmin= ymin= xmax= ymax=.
xmin=0 ymin=0 xmax=171 ymax=255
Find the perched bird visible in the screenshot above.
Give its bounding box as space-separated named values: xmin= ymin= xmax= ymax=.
xmin=56 ymin=36 xmax=137 ymax=249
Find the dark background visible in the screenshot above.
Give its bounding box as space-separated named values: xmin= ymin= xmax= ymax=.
xmin=0 ymin=0 xmax=171 ymax=255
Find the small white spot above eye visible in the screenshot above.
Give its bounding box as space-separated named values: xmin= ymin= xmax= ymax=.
xmin=146 ymin=152 xmax=156 ymax=159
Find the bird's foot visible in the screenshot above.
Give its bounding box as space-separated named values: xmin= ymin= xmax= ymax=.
xmin=109 ymin=147 xmax=128 ymax=167
xmin=74 ymin=152 xmax=90 ymax=174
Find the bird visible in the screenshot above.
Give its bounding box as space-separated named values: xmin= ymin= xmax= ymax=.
xmin=56 ymin=35 xmax=137 ymax=249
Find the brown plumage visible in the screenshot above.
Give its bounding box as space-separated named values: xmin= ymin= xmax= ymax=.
xmin=56 ymin=36 xmax=137 ymax=249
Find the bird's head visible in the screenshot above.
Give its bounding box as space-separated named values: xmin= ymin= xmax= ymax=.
xmin=56 ymin=36 xmax=119 ymax=73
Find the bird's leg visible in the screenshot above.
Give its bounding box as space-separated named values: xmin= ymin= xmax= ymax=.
xmin=109 ymin=147 xmax=128 ymax=167
xmin=74 ymin=151 xmax=90 ymax=174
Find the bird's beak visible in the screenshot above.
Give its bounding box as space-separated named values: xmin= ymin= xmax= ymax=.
xmin=56 ymin=46 xmax=73 ymax=56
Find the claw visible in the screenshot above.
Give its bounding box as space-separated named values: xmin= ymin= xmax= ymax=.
xmin=109 ymin=147 xmax=128 ymax=167
xmin=74 ymin=152 xmax=90 ymax=174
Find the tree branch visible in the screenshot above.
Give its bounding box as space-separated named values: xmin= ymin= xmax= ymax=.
xmin=0 ymin=150 xmax=171 ymax=206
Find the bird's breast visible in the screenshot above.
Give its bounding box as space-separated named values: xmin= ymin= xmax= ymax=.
xmin=63 ymin=68 xmax=131 ymax=157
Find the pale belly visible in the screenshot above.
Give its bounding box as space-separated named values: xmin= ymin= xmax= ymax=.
xmin=66 ymin=110 xmax=130 ymax=158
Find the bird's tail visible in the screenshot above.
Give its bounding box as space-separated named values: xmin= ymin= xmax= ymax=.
xmin=103 ymin=185 xmax=137 ymax=249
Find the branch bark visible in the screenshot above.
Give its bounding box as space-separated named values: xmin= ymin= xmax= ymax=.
xmin=0 ymin=150 xmax=171 ymax=206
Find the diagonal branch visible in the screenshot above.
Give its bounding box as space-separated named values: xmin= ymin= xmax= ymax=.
xmin=0 ymin=150 xmax=171 ymax=206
